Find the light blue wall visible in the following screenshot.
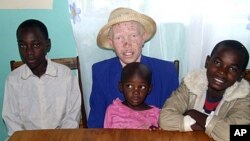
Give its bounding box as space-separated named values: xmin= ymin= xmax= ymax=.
xmin=0 ymin=1 xmax=77 ymax=140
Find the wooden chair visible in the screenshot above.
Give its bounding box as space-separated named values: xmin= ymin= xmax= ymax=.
xmin=10 ymin=56 xmax=87 ymax=128
xmin=173 ymin=60 xmax=179 ymax=77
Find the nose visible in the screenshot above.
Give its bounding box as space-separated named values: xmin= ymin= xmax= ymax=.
xmin=26 ymin=46 xmax=34 ymax=56
xmin=123 ymin=37 xmax=131 ymax=48
xmin=132 ymin=87 xmax=140 ymax=95
xmin=217 ymin=66 xmax=226 ymax=76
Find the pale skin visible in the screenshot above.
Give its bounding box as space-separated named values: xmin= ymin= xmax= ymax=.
xmin=108 ymin=21 xmax=159 ymax=130
xmin=108 ymin=21 xmax=147 ymax=67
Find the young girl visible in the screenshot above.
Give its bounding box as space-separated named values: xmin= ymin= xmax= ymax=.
xmin=104 ymin=62 xmax=160 ymax=129
xmin=159 ymin=40 xmax=250 ymax=141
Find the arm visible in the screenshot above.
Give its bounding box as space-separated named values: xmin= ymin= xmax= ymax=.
xmin=61 ymin=75 xmax=81 ymax=128
xmin=103 ymin=106 xmax=112 ymax=128
xmin=87 ymin=65 xmax=107 ymax=128
xmin=159 ymin=82 xmax=190 ymax=131
xmin=206 ymin=93 xmax=250 ymax=141
xmin=2 ymin=78 xmax=24 ymax=136
xmin=160 ymin=62 xmax=179 ymax=107
xmin=184 ymin=109 xmax=207 ymax=131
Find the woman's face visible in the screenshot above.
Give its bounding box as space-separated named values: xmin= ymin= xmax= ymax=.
xmin=109 ymin=21 xmax=146 ymax=66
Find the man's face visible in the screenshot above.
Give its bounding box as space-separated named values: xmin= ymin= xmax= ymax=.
xmin=17 ymin=26 xmax=50 ymax=71
xmin=109 ymin=21 xmax=146 ymax=66
xmin=206 ymin=46 xmax=243 ymax=92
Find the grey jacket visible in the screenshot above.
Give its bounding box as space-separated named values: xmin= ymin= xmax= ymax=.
xmin=159 ymin=69 xmax=250 ymax=141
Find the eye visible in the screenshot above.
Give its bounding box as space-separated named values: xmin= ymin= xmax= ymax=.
xmin=228 ymin=66 xmax=239 ymax=73
xmin=126 ymin=84 xmax=133 ymax=89
xmin=114 ymin=35 xmax=122 ymax=41
xmin=18 ymin=44 xmax=27 ymax=49
xmin=33 ymin=43 xmax=40 ymax=48
xmin=140 ymin=85 xmax=146 ymax=90
xmin=132 ymin=34 xmax=137 ymax=38
xmin=213 ymin=60 xmax=221 ymax=67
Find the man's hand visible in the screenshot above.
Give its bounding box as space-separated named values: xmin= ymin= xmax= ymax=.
xmin=183 ymin=109 xmax=208 ymax=130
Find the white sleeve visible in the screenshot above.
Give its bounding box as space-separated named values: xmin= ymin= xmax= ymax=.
xmin=205 ymin=111 xmax=214 ymax=127
xmin=2 ymin=78 xmax=24 ymax=137
xmin=60 ymin=75 xmax=81 ymax=128
xmin=183 ymin=115 xmax=196 ymax=131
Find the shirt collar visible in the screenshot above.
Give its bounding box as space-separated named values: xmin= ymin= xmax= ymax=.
xmin=21 ymin=58 xmax=58 ymax=79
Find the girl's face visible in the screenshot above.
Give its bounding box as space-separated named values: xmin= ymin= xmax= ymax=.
xmin=17 ymin=26 xmax=50 ymax=73
xmin=206 ymin=46 xmax=244 ymax=93
xmin=109 ymin=21 xmax=146 ymax=67
xmin=119 ymin=75 xmax=151 ymax=110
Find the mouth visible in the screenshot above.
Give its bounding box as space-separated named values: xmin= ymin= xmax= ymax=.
xmin=122 ymin=52 xmax=133 ymax=57
xmin=26 ymin=59 xmax=36 ymax=64
xmin=131 ymin=96 xmax=141 ymax=102
xmin=214 ymin=77 xmax=224 ymax=84
xmin=211 ymin=76 xmax=226 ymax=88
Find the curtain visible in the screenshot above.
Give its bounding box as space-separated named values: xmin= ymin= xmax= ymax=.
xmin=68 ymin=0 xmax=250 ymax=117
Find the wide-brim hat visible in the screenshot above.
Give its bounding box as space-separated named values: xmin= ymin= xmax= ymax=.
xmin=97 ymin=7 xmax=156 ymax=49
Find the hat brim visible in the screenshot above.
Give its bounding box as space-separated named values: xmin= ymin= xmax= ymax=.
xmin=97 ymin=11 xmax=156 ymax=49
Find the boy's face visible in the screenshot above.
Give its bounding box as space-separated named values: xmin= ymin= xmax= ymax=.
xmin=17 ymin=26 xmax=50 ymax=71
xmin=206 ymin=46 xmax=244 ymax=92
xmin=109 ymin=21 xmax=147 ymax=66
xmin=119 ymin=75 xmax=151 ymax=110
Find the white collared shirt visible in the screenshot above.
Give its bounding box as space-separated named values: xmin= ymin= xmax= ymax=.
xmin=2 ymin=59 xmax=81 ymax=137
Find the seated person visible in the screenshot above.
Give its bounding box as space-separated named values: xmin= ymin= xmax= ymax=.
xmin=104 ymin=62 xmax=160 ymax=129
xmin=88 ymin=7 xmax=179 ymax=128
xmin=2 ymin=19 xmax=81 ymax=137
xmin=159 ymin=40 xmax=250 ymax=141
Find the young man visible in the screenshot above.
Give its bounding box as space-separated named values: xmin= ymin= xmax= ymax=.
xmin=159 ymin=40 xmax=250 ymax=141
xmin=2 ymin=19 xmax=81 ymax=137
xmin=88 ymin=7 xmax=179 ymax=128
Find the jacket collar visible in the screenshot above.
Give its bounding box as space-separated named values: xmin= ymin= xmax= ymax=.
xmin=184 ymin=69 xmax=250 ymax=101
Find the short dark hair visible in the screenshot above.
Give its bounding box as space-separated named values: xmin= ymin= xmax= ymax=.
xmin=16 ymin=19 xmax=49 ymax=39
xmin=121 ymin=62 xmax=152 ymax=84
xmin=211 ymin=40 xmax=249 ymax=70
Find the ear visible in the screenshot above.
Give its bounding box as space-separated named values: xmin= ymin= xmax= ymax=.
xmin=205 ymin=55 xmax=210 ymax=68
xmin=118 ymin=82 xmax=123 ymax=92
xmin=107 ymin=37 xmax=113 ymax=49
xmin=46 ymin=38 xmax=51 ymax=53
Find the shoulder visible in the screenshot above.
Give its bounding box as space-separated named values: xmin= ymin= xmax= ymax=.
xmin=6 ymin=64 xmax=26 ymax=81
xmin=141 ymin=56 xmax=177 ymax=78
xmin=92 ymin=57 xmax=121 ymax=75
xmin=106 ymin=98 xmax=126 ymax=112
xmin=149 ymin=105 xmax=161 ymax=113
xmin=92 ymin=57 xmax=118 ymax=68
xmin=224 ymin=79 xmax=250 ymax=101
xmin=141 ymin=56 xmax=176 ymax=70
xmin=51 ymin=61 xmax=71 ymax=70
xmin=183 ymin=69 xmax=207 ymax=94
xmin=50 ymin=60 xmax=72 ymax=75
xmin=142 ymin=56 xmax=174 ymax=65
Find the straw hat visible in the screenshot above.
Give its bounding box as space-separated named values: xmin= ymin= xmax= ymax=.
xmin=97 ymin=7 xmax=156 ymax=49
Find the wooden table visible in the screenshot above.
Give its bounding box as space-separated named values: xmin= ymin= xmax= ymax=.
xmin=8 ymin=128 xmax=214 ymax=141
